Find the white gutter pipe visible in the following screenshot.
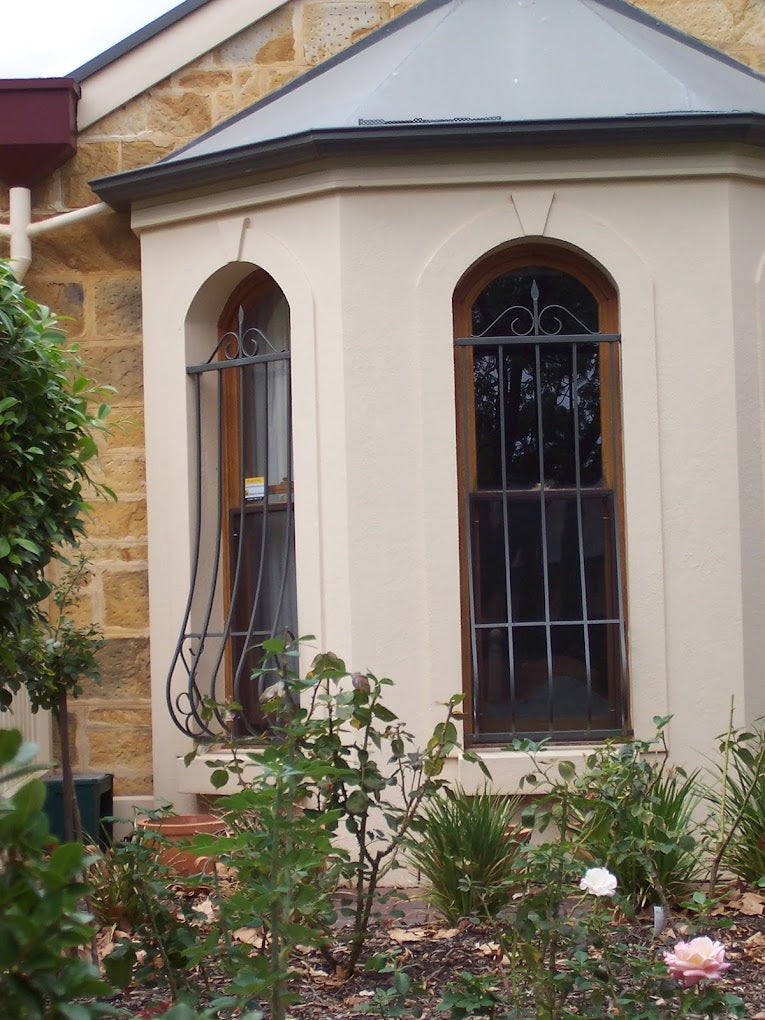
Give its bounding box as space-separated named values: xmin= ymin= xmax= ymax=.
xmin=0 ymin=186 xmax=110 ymax=283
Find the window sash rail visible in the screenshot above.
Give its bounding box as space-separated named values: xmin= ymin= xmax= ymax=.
xmin=455 ymin=333 xmax=621 ymax=346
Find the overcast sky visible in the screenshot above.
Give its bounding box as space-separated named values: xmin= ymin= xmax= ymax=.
xmin=3 ymin=0 xmax=184 ymax=78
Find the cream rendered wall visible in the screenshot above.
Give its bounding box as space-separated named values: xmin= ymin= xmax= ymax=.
xmin=730 ymin=178 xmax=765 ymax=728
xmin=140 ymin=195 xmax=346 ymax=806
xmin=133 ymin=151 xmax=764 ymax=801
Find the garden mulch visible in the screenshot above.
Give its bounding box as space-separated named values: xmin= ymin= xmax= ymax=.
xmin=100 ymin=886 xmax=765 ymax=1018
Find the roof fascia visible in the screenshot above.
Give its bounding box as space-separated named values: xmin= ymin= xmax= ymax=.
xmin=75 ymin=0 xmax=289 ymax=131
xmin=91 ymin=114 xmax=765 ymax=211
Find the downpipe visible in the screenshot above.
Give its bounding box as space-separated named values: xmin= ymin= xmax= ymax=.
xmin=0 ymin=186 xmax=110 ymax=283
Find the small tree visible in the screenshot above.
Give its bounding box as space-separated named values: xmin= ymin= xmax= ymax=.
xmin=0 ymin=261 xmax=111 ymax=839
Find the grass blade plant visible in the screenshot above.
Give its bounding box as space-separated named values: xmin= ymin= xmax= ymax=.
xmin=705 ymin=717 xmax=765 ymax=890
xmin=406 ymin=787 xmax=523 ymax=923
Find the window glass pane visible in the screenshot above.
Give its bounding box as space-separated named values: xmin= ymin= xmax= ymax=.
xmin=576 ymin=345 xmax=603 ymax=484
xmin=241 ymin=290 xmax=290 ymax=490
xmin=471 ymin=496 xmax=507 ymax=624
xmin=475 ymin=625 xmax=511 ymax=709
xmin=550 ymin=624 xmax=588 ymax=727
xmin=539 ymin=345 xmax=575 ymax=485
xmin=472 ymin=266 xmax=598 ymax=337
xmin=582 ymin=493 xmax=619 ymax=621
xmin=588 ymin=623 xmax=624 ymax=727
xmin=507 ymin=496 xmax=545 ymax=622
xmin=473 ymin=347 xmax=501 ymax=489
xmin=504 ymin=346 xmax=539 ymax=486
xmin=545 ymin=496 xmax=583 ymax=621
xmin=511 ymin=624 xmax=549 ymax=725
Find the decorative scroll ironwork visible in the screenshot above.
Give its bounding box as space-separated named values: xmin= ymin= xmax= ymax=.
xmin=166 ymin=302 xmax=296 ymax=740
xmin=455 ymin=279 xmax=628 ymax=743
xmin=477 ymin=279 xmax=597 ymax=339
xmin=208 ymin=306 xmax=288 ymax=365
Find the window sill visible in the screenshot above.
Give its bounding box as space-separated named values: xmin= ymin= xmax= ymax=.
xmin=177 ymin=749 xmax=265 ymax=795
xmin=177 ymin=742 xmax=643 ymax=796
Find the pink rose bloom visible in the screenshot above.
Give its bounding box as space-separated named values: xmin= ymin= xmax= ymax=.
xmin=664 ymin=936 xmax=730 ymax=987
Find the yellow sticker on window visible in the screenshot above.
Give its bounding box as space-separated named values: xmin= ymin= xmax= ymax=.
xmin=244 ymin=476 xmax=265 ymax=500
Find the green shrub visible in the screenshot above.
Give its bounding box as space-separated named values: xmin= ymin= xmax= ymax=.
xmin=406 ymin=786 xmax=523 ymax=923
xmin=184 ymin=641 xmax=485 ymax=1018
xmin=0 ymin=261 xmax=111 ymax=690
xmin=88 ymin=820 xmax=206 ymax=1001
xmin=0 ymin=729 xmax=116 ymax=1019
xmin=706 ymin=720 xmax=765 ymax=886
xmin=562 ymin=728 xmax=701 ymax=909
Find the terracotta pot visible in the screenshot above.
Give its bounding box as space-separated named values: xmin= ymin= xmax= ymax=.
xmin=136 ymin=813 xmax=226 ymax=877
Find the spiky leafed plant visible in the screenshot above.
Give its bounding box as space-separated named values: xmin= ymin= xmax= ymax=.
xmin=406 ymin=787 xmax=524 ymax=923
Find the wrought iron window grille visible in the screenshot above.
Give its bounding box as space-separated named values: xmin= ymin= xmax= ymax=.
xmin=166 ymin=304 xmax=297 ymax=740
xmin=455 ymin=278 xmax=628 ymax=743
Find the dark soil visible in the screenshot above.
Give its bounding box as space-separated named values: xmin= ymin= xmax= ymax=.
xmin=101 ymin=891 xmax=765 ymax=1019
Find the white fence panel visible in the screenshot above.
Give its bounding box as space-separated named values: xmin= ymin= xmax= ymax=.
xmin=0 ymin=688 xmax=52 ymax=796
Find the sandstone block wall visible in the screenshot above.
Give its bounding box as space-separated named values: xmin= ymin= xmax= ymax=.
xmin=0 ymin=0 xmax=762 ymax=801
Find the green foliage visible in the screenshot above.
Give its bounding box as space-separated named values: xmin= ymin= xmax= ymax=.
xmin=89 ymin=816 xmax=209 ymax=1002
xmin=568 ymin=744 xmax=701 ymax=909
xmin=705 ymin=720 xmax=765 ymax=886
xmin=0 ymin=729 xmax=117 ymax=1019
xmin=182 ymin=640 xmax=480 ymax=1017
xmin=361 ymin=968 xmax=422 ymax=1018
xmin=489 ymin=848 xmax=743 ymax=1020
xmin=406 ymin=787 xmax=524 ymax=924
xmin=14 ymin=556 xmax=104 ymax=714
xmin=438 ymin=971 xmax=503 ymax=1020
xmin=521 ymin=722 xmax=701 ymax=910
xmin=0 ymin=261 xmax=111 ymax=698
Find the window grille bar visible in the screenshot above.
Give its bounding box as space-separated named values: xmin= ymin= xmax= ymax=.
xmin=471 ymin=486 xmax=614 ymax=498
xmin=533 ymin=342 xmax=555 ymax=736
xmin=205 ymin=362 xmax=249 ymax=715
xmin=166 ymin=372 xmax=206 ymax=734
xmin=455 ymin=334 xmax=621 ymax=347
xmin=471 ymin=727 xmax=625 ymax=745
xmin=474 ymin=618 xmax=623 ymax=629
xmin=233 ymin=359 xmax=272 ymax=726
xmin=457 ymin=279 xmax=627 ymax=743
xmin=187 ymin=350 xmax=288 ymax=374
xmin=269 ymin=366 xmax=295 ymax=638
xmin=571 ymin=342 xmax=594 ymax=736
xmin=166 ymin=295 xmax=295 ymax=740
xmin=496 ymin=344 xmax=517 ymax=727
xmin=609 ymin=346 xmax=629 ymax=728
xmin=461 ymin=348 xmax=481 ymax=734
xmin=193 ymin=369 xmax=227 ymax=727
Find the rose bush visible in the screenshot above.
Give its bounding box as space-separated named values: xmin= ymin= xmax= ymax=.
xmin=664 ymin=936 xmax=730 ymax=987
xmin=579 ymin=866 xmax=618 ymax=897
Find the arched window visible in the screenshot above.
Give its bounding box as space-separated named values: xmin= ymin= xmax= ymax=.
xmin=454 ymin=248 xmax=627 ymax=742
xmin=167 ymin=270 xmax=297 ymax=738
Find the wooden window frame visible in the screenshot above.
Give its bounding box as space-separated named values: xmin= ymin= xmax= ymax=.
xmin=453 ymin=244 xmax=627 ymax=743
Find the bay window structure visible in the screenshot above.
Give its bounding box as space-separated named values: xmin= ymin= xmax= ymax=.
xmin=454 ymin=249 xmax=627 ymax=742
xmin=166 ymin=271 xmax=297 ymax=738
xmin=86 ymin=0 xmax=765 ymax=808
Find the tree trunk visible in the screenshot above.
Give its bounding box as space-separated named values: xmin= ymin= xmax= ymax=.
xmin=57 ymin=690 xmax=77 ymax=843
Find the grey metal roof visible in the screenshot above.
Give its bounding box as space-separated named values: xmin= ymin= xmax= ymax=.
xmin=92 ymin=0 xmax=765 ymax=208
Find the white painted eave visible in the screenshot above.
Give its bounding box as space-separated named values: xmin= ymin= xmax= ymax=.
xmin=76 ymin=0 xmax=289 ymax=130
